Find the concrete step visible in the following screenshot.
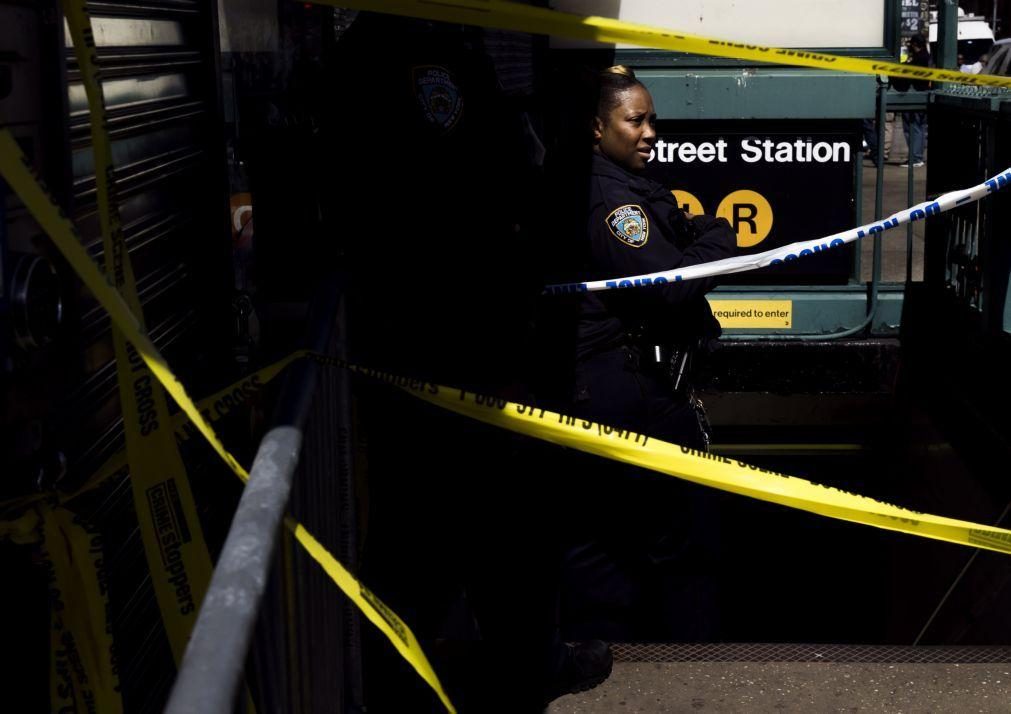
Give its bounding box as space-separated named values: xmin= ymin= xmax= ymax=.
xmin=548 ymin=644 xmax=1011 ymax=713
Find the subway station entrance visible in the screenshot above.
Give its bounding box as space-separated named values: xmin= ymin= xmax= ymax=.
xmin=1 ymin=1 xmax=1010 ymax=712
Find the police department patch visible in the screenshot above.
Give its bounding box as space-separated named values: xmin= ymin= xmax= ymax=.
xmin=606 ymin=204 xmax=649 ymax=248
xmin=413 ymin=65 xmax=463 ymax=131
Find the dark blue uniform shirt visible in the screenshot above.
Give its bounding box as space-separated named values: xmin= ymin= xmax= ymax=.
xmin=576 ymin=153 xmax=738 ymax=359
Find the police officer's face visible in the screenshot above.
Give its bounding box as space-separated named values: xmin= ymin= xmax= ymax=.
xmin=593 ymin=85 xmax=657 ymax=172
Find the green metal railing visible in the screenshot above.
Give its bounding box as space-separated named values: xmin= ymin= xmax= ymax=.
xmin=926 ymin=91 xmax=1011 ymax=338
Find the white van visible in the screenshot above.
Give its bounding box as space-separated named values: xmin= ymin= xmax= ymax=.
xmin=927 ymin=8 xmax=995 ymax=64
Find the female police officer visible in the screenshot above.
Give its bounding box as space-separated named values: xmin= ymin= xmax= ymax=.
xmin=553 ymin=65 xmax=738 ymax=641
xmin=575 ymin=65 xmax=736 ymax=434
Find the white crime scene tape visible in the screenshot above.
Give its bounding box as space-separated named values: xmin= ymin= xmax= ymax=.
xmin=545 ymin=168 xmax=1011 ymax=294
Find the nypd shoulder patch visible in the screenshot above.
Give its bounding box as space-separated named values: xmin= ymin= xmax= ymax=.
xmin=606 ymin=204 xmax=649 ymax=248
xmin=412 ymin=65 xmax=464 ymax=132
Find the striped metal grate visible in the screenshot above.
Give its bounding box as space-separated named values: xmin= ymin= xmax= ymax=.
xmin=612 ymin=643 xmax=1011 ymax=664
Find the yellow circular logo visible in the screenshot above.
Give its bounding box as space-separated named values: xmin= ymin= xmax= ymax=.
xmin=716 ymin=190 xmax=774 ymax=248
xmin=670 ymin=190 xmax=704 ymax=218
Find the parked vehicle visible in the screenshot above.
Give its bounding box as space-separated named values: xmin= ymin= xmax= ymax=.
xmin=982 ymin=37 xmax=1011 ymax=75
xmin=928 ymin=8 xmax=995 ymax=63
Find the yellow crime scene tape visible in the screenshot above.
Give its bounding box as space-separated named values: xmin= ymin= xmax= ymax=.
xmin=62 ymin=0 xmax=216 ymax=666
xmin=0 ymin=506 xmax=123 ymax=713
xmin=41 ymin=505 xmax=123 ymax=714
xmin=312 ymin=357 xmax=1011 ymax=557
xmin=313 ymin=0 xmax=1011 ymax=89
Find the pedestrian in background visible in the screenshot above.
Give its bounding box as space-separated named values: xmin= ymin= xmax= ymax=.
xmin=892 ymin=34 xmax=931 ymax=168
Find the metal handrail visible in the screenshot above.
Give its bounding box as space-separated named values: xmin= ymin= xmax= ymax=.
xmin=164 ymin=277 xmax=342 ymax=714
